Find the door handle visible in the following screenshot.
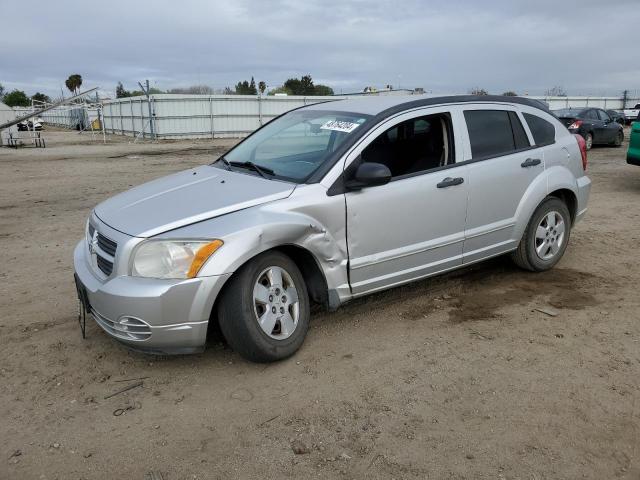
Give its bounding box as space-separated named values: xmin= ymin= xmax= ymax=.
xmin=521 ymin=158 xmax=541 ymax=168
xmin=437 ymin=177 xmax=464 ymax=188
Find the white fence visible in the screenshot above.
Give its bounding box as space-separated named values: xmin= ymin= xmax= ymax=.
xmin=101 ymin=94 xmax=341 ymax=139
xmin=539 ymin=96 xmax=637 ymax=110
xmin=30 ymin=93 xmax=640 ymax=140
xmin=100 ymin=94 xmax=640 ymax=139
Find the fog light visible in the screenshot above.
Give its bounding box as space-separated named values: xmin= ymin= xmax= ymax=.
xmin=116 ymin=316 xmax=151 ymax=334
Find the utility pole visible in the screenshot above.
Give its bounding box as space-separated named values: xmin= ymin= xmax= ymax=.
xmin=138 ymin=79 xmax=156 ymax=140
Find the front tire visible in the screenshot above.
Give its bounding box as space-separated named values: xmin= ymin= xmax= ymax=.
xmin=217 ymin=251 xmax=310 ymax=362
xmin=511 ymin=197 xmax=572 ymax=272
xmin=612 ymin=130 xmax=623 ymax=147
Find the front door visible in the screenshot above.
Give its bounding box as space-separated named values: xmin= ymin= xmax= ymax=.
xmin=585 ymin=109 xmax=607 ymax=143
xmin=596 ymin=109 xmax=619 ymax=143
xmin=344 ymin=109 xmax=468 ymax=295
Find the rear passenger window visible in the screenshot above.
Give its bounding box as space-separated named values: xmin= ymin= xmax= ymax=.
xmin=523 ymin=113 xmax=556 ymax=146
xmin=464 ymin=110 xmax=529 ymax=159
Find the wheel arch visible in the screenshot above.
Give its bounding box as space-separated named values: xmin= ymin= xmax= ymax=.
xmin=513 ymin=167 xmax=579 ymax=241
xmin=548 ymin=188 xmax=578 ymax=224
xmin=272 ymin=244 xmax=330 ymax=308
xmin=208 ymin=243 xmax=333 ymax=338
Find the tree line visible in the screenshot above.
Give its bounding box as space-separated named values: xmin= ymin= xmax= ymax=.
xmin=1 ymin=74 xmax=82 ymax=107
xmin=0 ymin=73 xmax=576 ymax=108
xmin=0 ymin=88 xmax=52 ymax=107
xmin=0 ymin=84 xmax=55 ymax=107
xmin=114 ymin=75 xmax=334 ymax=98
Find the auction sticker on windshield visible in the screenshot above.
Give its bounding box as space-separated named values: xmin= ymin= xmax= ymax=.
xmin=320 ymin=119 xmax=361 ymax=133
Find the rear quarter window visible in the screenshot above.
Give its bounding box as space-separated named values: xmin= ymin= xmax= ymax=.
xmin=523 ymin=113 xmax=556 ymax=146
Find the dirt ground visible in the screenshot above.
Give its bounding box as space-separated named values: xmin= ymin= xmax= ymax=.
xmin=1 ymin=127 xmax=639 ymax=480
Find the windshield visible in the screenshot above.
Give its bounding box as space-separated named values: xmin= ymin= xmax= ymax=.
xmin=220 ymin=109 xmax=370 ymax=182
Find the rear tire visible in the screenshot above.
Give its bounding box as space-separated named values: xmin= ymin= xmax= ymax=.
xmin=217 ymin=251 xmax=310 ymax=362
xmin=511 ymin=197 xmax=572 ymax=272
xmin=584 ymin=132 xmax=593 ymax=150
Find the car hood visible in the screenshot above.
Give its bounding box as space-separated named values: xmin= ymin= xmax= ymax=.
xmin=94 ymin=165 xmax=295 ymax=237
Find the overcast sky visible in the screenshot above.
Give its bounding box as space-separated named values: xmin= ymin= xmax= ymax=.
xmin=2 ymin=0 xmax=639 ymax=98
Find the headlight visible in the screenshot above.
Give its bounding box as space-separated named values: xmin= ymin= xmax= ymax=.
xmin=131 ymin=240 xmax=223 ymax=279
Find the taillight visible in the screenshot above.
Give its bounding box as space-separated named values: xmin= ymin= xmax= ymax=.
xmin=568 ymin=120 xmax=583 ymax=130
xmin=573 ymin=133 xmax=587 ymax=170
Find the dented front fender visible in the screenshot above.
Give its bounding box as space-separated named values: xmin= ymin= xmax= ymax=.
xmin=158 ymin=184 xmax=352 ymax=303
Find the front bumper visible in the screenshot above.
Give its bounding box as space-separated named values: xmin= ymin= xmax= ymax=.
xmin=73 ymin=241 xmax=231 ymax=354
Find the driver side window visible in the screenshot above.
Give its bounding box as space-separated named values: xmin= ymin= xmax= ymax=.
xmin=360 ymin=113 xmax=455 ymax=178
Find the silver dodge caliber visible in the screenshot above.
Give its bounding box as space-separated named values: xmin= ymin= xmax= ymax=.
xmin=74 ymin=95 xmax=591 ymax=361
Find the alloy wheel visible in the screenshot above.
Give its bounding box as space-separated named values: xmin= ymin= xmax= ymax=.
xmin=253 ymin=266 xmax=300 ymax=340
xmin=534 ymin=211 xmax=566 ymax=261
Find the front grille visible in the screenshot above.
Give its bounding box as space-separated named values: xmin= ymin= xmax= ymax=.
xmin=96 ymin=255 xmax=114 ymax=276
xmin=97 ymin=233 xmax=117 ymax=257
xmin=94 ymin=231 xmax=117 ymax=276
xmin=91 ymin=308 xmax=152 ymax=341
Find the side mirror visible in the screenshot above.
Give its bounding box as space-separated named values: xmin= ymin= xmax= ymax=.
xmin=345 ymin=162 xmax=392 ymax=190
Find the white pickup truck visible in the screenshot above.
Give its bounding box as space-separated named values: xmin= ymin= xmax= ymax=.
xmin=623 ymin=103 xmax=640 ymax=123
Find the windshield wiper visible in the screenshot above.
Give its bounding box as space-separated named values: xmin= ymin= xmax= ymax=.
xmin=229 ymin=161 xmax=275 ymax=179
xmin=216 ymin=156 xmax=232 ymax=171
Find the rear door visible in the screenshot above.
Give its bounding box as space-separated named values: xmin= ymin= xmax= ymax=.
xmin=343 ymin=107 xmax=469 ymax=295
xmin=461 ymin=106 xmax=544 ymax=263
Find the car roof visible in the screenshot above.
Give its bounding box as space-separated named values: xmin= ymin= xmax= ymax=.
xmin=554 ymin=107 xmax=587 ymax=114
xmin=303 ymin=94 xmax=551 ymax=117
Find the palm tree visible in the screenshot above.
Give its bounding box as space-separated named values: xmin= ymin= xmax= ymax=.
xmin=65 ymin=74 xmax=83 ymax=95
